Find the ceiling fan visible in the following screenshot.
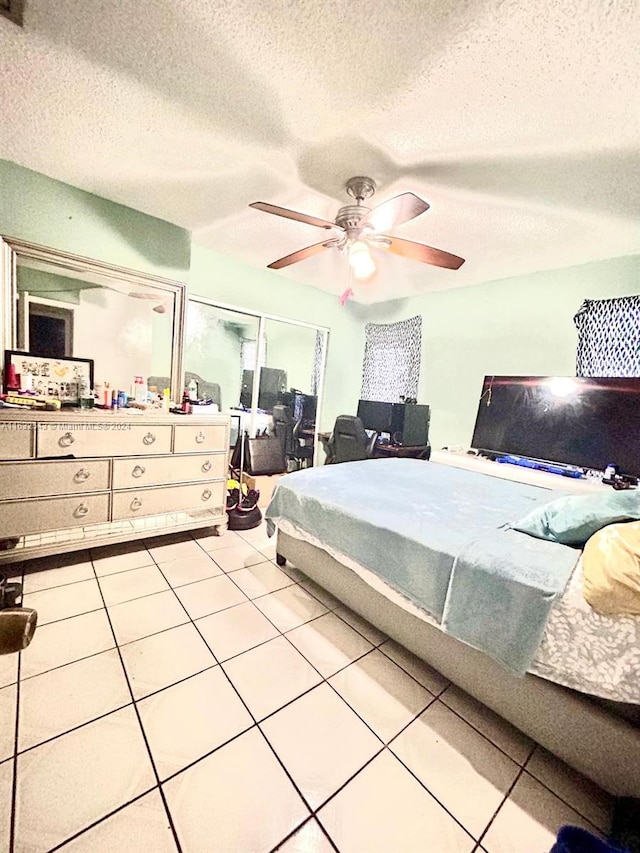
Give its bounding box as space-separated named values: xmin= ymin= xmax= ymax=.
xmin=249 ymin=176 xmax=465 ymax=283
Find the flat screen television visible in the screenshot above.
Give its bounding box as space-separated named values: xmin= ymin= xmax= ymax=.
xmin=357 ymin=399 xmax=393 ymax=433
xmin=471 ymin=375 xmax=640 ymax=477
xmin=239 ymin=368 xmax=288 ymax=411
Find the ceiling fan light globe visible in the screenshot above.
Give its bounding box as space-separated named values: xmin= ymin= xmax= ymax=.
xmin=349 ymin=241 xmax=376 ymax=280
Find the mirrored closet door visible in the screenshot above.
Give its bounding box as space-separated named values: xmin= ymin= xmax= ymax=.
xmin=184 ymin=298 xmax=328 ymax=467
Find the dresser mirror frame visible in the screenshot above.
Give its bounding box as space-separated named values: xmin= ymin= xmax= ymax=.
xmin=1 ymin=236 xmax=186 ymax=399
xmin=186 ymin=296 xmax=329 ymax=467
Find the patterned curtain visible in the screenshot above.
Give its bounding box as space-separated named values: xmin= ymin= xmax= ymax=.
xmin=361 ymin=316 xmax=422 ymax=402
xmin=574 ymin=297 xmax=640 ymax=377
xmin=310 ymin=330 xmax=324 ymax=395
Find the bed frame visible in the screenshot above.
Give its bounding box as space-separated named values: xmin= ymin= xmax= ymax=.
xmin=276 ymin=529 xmax=640 ymax=799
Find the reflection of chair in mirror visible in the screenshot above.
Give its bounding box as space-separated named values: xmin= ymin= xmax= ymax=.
xmin=148 ymin=373 xmax=222 ymax=409
xmin=273 ymin=404 xmax=313 ymax=471
xmin=328 ymin=416 xmax=378 ymax=463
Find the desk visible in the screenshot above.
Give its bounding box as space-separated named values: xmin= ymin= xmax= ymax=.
xmin=373 ymin=443 xmax=431 ymax=460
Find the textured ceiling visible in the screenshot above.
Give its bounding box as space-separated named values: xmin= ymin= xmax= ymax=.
xmin=0 ymin=0 xmax=638 ymax=303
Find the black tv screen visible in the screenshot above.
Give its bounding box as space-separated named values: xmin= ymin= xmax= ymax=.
xmin=357 ymin=399 xmax=393 ymax=433
xmin=471 ymin=376 xmax=640 ymax=477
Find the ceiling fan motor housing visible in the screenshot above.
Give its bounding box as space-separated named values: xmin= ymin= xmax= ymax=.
xmin=335 ymin=204 xmax=371 ymax=234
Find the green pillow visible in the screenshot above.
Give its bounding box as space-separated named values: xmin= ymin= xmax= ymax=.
xmin=510 ymin=490 xmax=640 ymax=546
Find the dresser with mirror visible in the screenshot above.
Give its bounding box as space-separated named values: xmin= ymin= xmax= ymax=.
xmin=0 ymin=237 xmax=229 ymax=562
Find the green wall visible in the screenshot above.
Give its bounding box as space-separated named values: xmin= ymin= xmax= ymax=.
xmin=361 ymin=255 xmax=640 ymax=449
xmin=0 ymin=160 xmax=190 ymax=281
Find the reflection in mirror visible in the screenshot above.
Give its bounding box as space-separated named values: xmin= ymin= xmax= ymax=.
xmin=184 ymin=300 xmax=261 ymax=425
xmin=1 ymin=238 xmax=185 ymax=401
xmin=263 ymin=318 xmax=326 ymax=469
xmin=184 ymin=299 xmax=328 ymax=468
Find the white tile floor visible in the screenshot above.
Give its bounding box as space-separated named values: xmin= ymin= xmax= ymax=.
xmin=0 ymin=521 xmax=615 ymax=853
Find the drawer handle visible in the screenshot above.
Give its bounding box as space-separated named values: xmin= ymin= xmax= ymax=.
xmin=73 ymin=503 xmax=89 ymax=518
xmin=201 ymin=460 xmax=212 ymax=473
xmin=132 ymin=465 xmax=146 ymax=478
xmin=195 ymin=431 xmax=206 ymax=444
xmin=59 ymin=432 xmax=75 ymax=448
xmin=74 ymin=468 xmax=91 ymax=482
xmin=142 ymin=432 xmax=156 ymax=446
xmin=130 ymin=497 xmax=143 ymax=511
xmin=202 ymin=489 xmax=212 ymax=501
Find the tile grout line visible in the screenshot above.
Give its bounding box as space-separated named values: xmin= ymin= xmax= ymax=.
xmin=519 ymin=765 xmax=608 ymax=835
xmin=150 ymin=537 xmax=421 ymax=849
xmin=149 ymin=553 xmax=325 ymax=849
xmin=9 ymin=644 xmax=21 ymax=853
xmin=77 ymin=556 xmax=185 ymax=853
xmin=268 ymin=816 xmax=341 ymax=853
xmin=437 ymin=692 xmax=535 ymax=769
xmin=44 ymin=785 xmax=159 ymax=852
xmin=8 ymin=559 xmax=25 ymax=853
xmin=12 ymin=536 xmax=607 ymax=852
xmin=254 ymin=557 xmax=495 ymax=845
xmin=473 ymin=740 xmax=538 ymax=850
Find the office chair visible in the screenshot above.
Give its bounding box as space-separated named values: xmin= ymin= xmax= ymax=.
xmin=291 ymin=418 xmax=314 ymax=469
xmin=272 ymin=405 xmax=313 ymax=470
xmin=328 ymin=416 xmax=377 ymax=463
xmin=272 ymin=405 xmax=296 ymax=457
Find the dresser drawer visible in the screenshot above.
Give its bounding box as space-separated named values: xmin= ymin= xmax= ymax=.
xmin=112 ymin=453 xmax=226 ymax=489
xmin=112 ymin=481 xmax=225 ymax=520
xmin=0 ymin=459 xmax=110 ymax=500
xmin=111 ymin=481 xmax=227 ymax=521
xmin=0 ymin=493 xmax=110 ymax=538
xmin=173 ymin=423 xmax=227 ymax=453
xmin=0 ymin=424 xmax=34 ymax=460
xmin=37 ymin=423 xmax=172 ymax=458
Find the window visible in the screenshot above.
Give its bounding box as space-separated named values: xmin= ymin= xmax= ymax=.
xmin=574 ymin=297 xmax=640 ymax=377
xmin=360 ymin=316 xmax=422 ymax=402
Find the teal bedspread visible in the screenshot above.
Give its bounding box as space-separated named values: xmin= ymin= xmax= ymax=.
xmin=265 ymin=458 xmax=579 ymax=674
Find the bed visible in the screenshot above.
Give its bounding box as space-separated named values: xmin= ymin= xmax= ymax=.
xmin=265 ymin=456 xmax=640 ymax=798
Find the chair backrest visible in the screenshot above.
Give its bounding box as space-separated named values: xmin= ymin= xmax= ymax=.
xmin=332 ymin=415 xmax=373 ymax=463
xmin=272 ymin=405 xmax=296 ymax=456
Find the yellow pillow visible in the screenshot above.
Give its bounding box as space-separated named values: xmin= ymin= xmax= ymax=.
xmin=583 ymin=521 xmax=640 ymax=616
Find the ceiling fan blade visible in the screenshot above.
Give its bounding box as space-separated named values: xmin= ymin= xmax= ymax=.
xmin=250 ymin=202 xmax=336 ymax=230
xmin=360 ymin=192 xmax=430 ymax=232
xmin=267 ymin=240 xmax=334 ymax=270
xmin=379 ymin=235 xmax=465 ymax=270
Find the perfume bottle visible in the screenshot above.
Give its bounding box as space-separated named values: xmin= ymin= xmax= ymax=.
xmin=79 ymin=377 xmax=94 ymax=409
